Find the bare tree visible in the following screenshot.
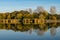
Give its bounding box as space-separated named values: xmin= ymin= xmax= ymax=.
xmin=50 ymin=6 xmax=56 ymax=15
xmin=35 ymin=6 xmax=45 ymax=13
xmin=26 ymin=8 xmax=33 ymax=14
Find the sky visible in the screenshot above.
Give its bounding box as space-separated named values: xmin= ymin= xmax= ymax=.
xmin=0 ymin=0 xmax=60 ymax=14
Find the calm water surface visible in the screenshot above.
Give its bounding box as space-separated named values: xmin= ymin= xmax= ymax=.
xmin=0 ymin=24 xmax=60 ymax=40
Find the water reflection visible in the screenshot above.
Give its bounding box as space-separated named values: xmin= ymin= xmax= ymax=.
xmin=50 ymin=27 xmax=56 ymax=36
xmin=35 ymin=29 xmax=45 ymax=36
xmin=0 ymin=22 xmax=60 ymax=37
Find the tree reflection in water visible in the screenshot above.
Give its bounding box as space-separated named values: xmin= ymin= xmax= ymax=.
xmin=0 ymin=22 xmax=60 ymax=36
xmin=50 ymin=27 xmax=56 ymax=36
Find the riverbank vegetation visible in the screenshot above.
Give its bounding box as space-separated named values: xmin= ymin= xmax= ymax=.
xmin=0 ymin=6 xmax=60 ymax=20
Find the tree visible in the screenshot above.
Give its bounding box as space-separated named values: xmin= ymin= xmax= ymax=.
xmin=35 ymin=6 xmax=45 ymax=13
xmin=0 ymin=14 xmax=3 ymax=19
xmin=50 ymin=6 xmax=56 ymax=15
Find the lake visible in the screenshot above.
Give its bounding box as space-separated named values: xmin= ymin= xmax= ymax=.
xmin=0 ymin=23 xmax=60 ymax=40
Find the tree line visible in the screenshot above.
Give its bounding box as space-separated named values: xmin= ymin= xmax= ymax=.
xmin=0 ymin=6 xmax=60 ymax=20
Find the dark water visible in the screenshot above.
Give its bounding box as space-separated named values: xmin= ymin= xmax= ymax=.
xmin=0 ymin=24 xmax=60 ymax=40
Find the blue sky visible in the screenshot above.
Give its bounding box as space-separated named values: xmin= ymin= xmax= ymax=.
xmin=0 ymin=0 xmax=60 ymax=14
